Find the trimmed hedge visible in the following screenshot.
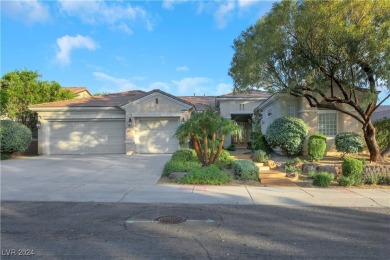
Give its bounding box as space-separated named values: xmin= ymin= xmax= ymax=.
xmin=177 ymin=165 xmax=231 ymax=185
xmin=232 ymin=159 xmax=259 ymax=180
xmin=171 ymin=148 xmax=198 ymax=162
xmin=163 ymin=160 xmax=201 ymax=176
xmin=335 ymin=132 xmax=364 ymax=156
xmin=308 ymin=133 xmax=327 ymax=161
xmin=339 ymin=157 xmax=364 ymax=186
xmin=0 ymin=120 xmax=32 ymax=155
xmin=265 ymin=117 xmax=308 ymax=155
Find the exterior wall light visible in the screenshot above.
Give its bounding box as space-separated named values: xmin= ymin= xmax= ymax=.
xmin=36 ymin=121 xmax=41 ymax=129
xmin=181 ymin=117 xmax=185 ymax=124
xmin=128 ymin=116 xmax=133 ymax=127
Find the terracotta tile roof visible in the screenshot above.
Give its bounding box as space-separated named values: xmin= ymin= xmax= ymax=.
xmin=62 ymin=87 xmax=92 ymax=96
xmin=179 ymin=96 xmax=217 ymax=110
xmin=218 ymin=90 xmax=271 ymax=98
xmin=29 ymin=90 xmax=146 ymax=108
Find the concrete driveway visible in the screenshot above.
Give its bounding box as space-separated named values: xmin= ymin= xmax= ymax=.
xmin=1 ymin=154 xmax=171 ymax=202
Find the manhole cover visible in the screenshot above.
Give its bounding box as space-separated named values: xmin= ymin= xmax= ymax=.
xmin=125 ymin=206 xmax=222 ymax=238
xmin=153 ymin=215 xmax=187 ymax=224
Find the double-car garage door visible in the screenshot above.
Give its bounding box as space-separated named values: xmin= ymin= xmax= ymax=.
xmin=49 ymin=121 xmax=125 ymax=154
xmin=48 ymin=118 xmax=179 ymax=154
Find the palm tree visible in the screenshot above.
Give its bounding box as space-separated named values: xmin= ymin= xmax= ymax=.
xmin=175 ymin=109 xmax=240 ymax=166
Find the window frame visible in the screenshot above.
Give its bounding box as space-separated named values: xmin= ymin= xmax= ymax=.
xmin=318 ymin=112 xmax=338 ymax=137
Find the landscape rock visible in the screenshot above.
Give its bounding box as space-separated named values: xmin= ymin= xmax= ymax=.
xmin=302 ymin=163 xmax=319 ymax=174
xmin=286 ymin=172 xmax=299 ymax=181
xmin=265 ymin=160 xmax=277 ymax=169
xmin=169 ymin=172 xmax=188 ymax=180
xmin=316 ymin=165 xmax=341 ymax=179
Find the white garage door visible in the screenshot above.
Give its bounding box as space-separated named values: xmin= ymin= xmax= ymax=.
xmin=138 ymin=118 xmax=179 ymax=154
xmin=49 ymin=121 xmax=125 ymax=154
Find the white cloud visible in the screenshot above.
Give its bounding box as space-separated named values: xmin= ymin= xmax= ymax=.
xmin=2 ymin=0 xmax=50 ymax=24
xmin=93 ymin=72 xmax=170 ymax=93
xmin=237 ymin=0 xmax=258 ymax=9
xmin=172 ymin=77 xmax=211 ymax=94
xmin=56 ymin=35 xmax=99 ymax=64
xmin=162 ymin=0 xmax=190 ymax=10
xmin=214 ymin=1 xmax=235 ymax=29
xmin=57 ymin=0 xmax=154 ymax=33
xmin=216 ymin=83 xmax=233 ymax=95
xmin=176 ymin=66 xmax=189 ymax=72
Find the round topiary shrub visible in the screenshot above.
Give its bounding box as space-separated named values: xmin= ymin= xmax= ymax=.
xmin=312 ymin=172 xmax=334 ymax=187
xmin=308 ymin=133 xmax=327 ymax=161
xmin=265 ymin=117 xmax=308 ymax=156
xmin=0 ymin=120 xmax=32 ymax=156
xmin=342 ymin=157 xmax=363 ymax=178
xmin=340 ymin=157 xmax=364 ymax=186
xmin=335 ymin=132 xmax=364 ymax=157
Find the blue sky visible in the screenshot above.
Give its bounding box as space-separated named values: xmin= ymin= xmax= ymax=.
xmin=1 ymin=0 xmax=276 ymax=96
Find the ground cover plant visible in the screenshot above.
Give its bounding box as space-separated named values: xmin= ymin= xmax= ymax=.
xmin=232 ymin=159 xmax=259 ymax=181
xmin=177 ymin=165 xmax=231 ymax=185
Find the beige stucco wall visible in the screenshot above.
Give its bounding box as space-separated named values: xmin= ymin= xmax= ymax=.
xmin=260 ymin=98 xmax=282 ymax=134
xmin=122 ymin=92 xmax=192 ymax=154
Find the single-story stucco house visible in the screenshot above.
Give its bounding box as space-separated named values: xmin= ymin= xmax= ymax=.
xmin=30 ymin=88 xmax=384 ymax=155
xmin=29 ymin=89 xmax=270 ymax=155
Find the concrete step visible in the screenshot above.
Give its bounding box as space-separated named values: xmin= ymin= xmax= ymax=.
xmin=259 ymin=166 xmax=270 ymax=171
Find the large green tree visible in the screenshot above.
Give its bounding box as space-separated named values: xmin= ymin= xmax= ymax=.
xmin=229 ymin=0 xmax=389 ymax=162
xmin=1 ymin=69 xmax=75 ymax=129
xmin=175 ymin=109 xmax=240 ymax=166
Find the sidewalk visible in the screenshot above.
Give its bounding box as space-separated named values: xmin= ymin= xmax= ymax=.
xmin=2 ymin=182 xmax=389 ymax=207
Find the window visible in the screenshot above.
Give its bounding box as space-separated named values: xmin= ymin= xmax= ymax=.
xmin=287 ymin=104 xmax=296 ymax=117
xmin=318 ymin=113 xmax=337 ymax=136
xmin=267 ymin=108 xmax=272 ymax=118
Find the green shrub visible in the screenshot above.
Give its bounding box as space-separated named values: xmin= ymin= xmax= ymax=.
xmin=0 ymin=153 xmax=11 ymax=160
xmin=253 ymin=149 xmax=270 ymax=163
xmin=252 ymin=131 xmax=272 ymax=153
xmin=285 ymin=165 xmax=302 ymax=174
xmin=363 ymin=169 xmax=390 ymax=185
xmin=171 ymin=149 xmax=198 ymax=162
xmin=338 ymin=176 xmax=356 ymax=187
xmin=312 ymin=172 xmax=334 ymax=187
xmin=0 ymin=120 xmax=32 ymax=155
xmin=177 ymin=165 xmax=231 ymax=185
xmin=307 ymin=170 xmax=316 ymax=178
xmin=216 ymin=149 xmax=235 ymax=168
xmin=373 ymin=118 xmax=390 ymax=152
xmin=226 ymin=144 xmax=236 ymax=151
xmin=232 ymin=159 xmax=259 ymax=181
xmin=308 ymin=133 xmax=327 ymax=161
xmin=163 ymin=160 xmax=201 ymax=176
xmin=265 ymin=117 xmax=308 ymax=156
xmin=342 ymin=158 xmax=363 ymax=178
xmin=335 ymin=132 xmax=364 ymax=157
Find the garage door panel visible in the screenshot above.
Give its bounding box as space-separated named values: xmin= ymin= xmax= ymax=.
xmin=49 ymin=121 xmax=125 ymax=154
xmin=138 ymin=118 xmax=179 ymax=154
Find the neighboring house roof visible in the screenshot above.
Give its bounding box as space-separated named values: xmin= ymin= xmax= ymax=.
xmin=62 ymin=87 xmax=92 ymax=96
xmin=29 ymin=90 xmax=146 ymax=108
xmin=179 ymin=96 xmax=217 ymax=111
xmin=372 ymin=105 xmax=390 ymax=121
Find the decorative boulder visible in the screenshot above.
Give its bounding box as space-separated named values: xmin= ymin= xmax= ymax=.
xmin=316 ymin=165 xmax=341 ymax=179
xmin=302 ymin=163 xmax=319 ymax=174
xmin=286 ymin=172 xmax=299 ymax=181
xmin=169 ymin=172 xmax=188 ymax=180
xmin=264 ymin=160 xmax=277 ymax=169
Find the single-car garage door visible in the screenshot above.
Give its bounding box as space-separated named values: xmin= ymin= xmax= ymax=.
xmin=138 ymin=118 xmax=179 ymax=154
xmin=49 ymin=120 xmax=125 ymax=154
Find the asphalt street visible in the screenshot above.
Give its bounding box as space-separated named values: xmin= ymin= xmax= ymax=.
xmin=1 ymin=201 xmax=390 ymax=259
